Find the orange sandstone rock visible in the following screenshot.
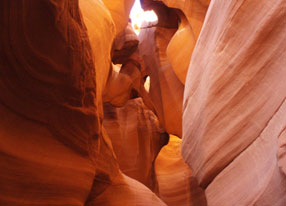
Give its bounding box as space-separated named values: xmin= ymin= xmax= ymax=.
xmin=103 ymin=98 xmax=169 ymax=191
xmin=155 ymin=135 xmax=207 ymax=206
xmin=138 ymin=22 xmax=184 ymax=137
xmin=102 ymin=0 xmax=135 ymax=35
xmin=0 ymin=0 xmax=167 ymax=205
xmin=182 ymin=0 xmax=286 ymax=204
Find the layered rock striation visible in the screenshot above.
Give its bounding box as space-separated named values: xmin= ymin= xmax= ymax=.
xmin=0 ymin=0 xmax=285 ymax=205
xmin=0 ymin=0 xmax=166 ymax=205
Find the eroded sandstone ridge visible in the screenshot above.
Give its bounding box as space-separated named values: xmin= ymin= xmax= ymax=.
xmin=182 ymin=0 xmax=286 ymax=205
xmin=0 ymin=0 xmax=285 ymax=205
xmin=0 ymin=0 xmax=165 ymax=205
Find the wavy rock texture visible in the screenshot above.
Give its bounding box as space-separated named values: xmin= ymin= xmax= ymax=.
xmin=103 ymin=23 xmax=142 ymax=107
xmin=103 ymin=62 xmax=141 ymax=107
xmin=278 ymin=128 xmax=286 ymax=176
xmin=112 ymin=23 xmax=139 ymax=65
xmin=161 ymin=0 xmax=210 ymax=84
xmin=103 ymin=98 xmax=169 ymax=191
xmin=0 ymin=0 xmax=114 ymax=204
xmin=182 ymin=0 xmax=286 ymax=204
xmin=0 ymin=0 xmax=166 ymax=205
xmin=102 ymin=0 xmax=135 ymax=35
xmin=138 ymin=20 xmax=184 ymax=137
xmin=142 ymin=0 xmax=210 ymax=84
xmin=205 ymin=98 xmax=286 ymax=205
xmin=1 ymin=0 xmax=286 ymax=205
xmin=155 ymin=135 xmax=207 ymax=206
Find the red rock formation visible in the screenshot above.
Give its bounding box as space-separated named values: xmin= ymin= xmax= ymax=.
xmin=0 ymin=1 xmax=113 ymax=204
xmin=139 ymin=0 xmax=286 ymax=205
xmin=1 ymin=0 xmax=285 ymax=205
xmin=0 ymin=0 xmax=166 ymax=205
xmin=103 ymin=98 xmax=169 ymax=191
xmin=278 ymin=129 xmax=286 ymax=176
xmin=155 ymin=135 xmax=206 ymax=206
xmin=141 ymin=0 xmax=210 ymax=84
xmin=182 ymin=0 xmax=286 ymax=204
xmin=138 ymin=20 xmax=184 ymax=137
xmin=102 ymin=0 xmax=135 ymax=35
xmin=102 ymin=22 xmax=152 ymax=109
xmin=161 ymin=0 xmax=210 ymax=84
xmin=205 ymin=100 xmax=286 ymax=205
xmin=112 ymin=23 xmax=139 ymax=65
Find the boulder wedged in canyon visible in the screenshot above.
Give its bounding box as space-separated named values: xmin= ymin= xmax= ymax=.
xmin=112 ymin=23 xmax=139 ymax=65
xmin=0 ymin=0 xmax=167 ymax=205
xmin=102 ymin=61 xmax=141 ymax=107
xmin=103 ymin=98 xmax=169 ymax=191
xmin=102 ymin=23 xmax=143 ymax=107
xmin=182 ymin=0 xmax=286 ymax=204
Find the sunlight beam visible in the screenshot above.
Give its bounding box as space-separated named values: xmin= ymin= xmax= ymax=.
xmin=129 ymin=0 xmax=158 ymax=35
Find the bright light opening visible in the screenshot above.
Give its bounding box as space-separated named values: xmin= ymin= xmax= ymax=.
xmin=130 ymin=0 xmax=158 ymax=35
xmin=144 ymin=76 xmax=150 ymax=93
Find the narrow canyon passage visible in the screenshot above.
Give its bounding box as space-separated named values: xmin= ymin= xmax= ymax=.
xmin=101 ymin=1 xmax=205 ymax=205
xmin=0 ymin=0 xmax=285 ymax=206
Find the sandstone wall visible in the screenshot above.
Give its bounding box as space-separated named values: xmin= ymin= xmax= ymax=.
xmin=0 ymin=1 xmax=166 ymax=205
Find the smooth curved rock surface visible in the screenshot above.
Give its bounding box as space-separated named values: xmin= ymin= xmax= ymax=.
xmin=142 ymin=0 xmax=210 ymax=84
xmin=138 ymin=22 xmax=184 ymax=137
xmin=0 ymin=1 xmax=116 ymax=204
xmin=166 ymin=12 xmax=195 ymax=84
xmin=86 ymin=171 xmax=166 ymax=206
xmin=112 ymin=23 xmax=139 ymax=65
xmin=278 ymin=128 xmax=286 ymax=176
xmin=103 ymin=62 xmax=141 ymax=107
xmin=182 ymin=0 xmax=286 ymax=204
xmin=155 ymin=135 xmax=207 ymax=206
xmin=205 ymin=99 xmax=286 ymax=205
xmin=103 ymin=22 xmax=145 ymax=107
xmin=102 ymin=0 xmax=135 ymax=35
xmin=162 ymin=0 xmax=210 ymax=84
xmin=1 ymin=0 xmax=286 ymax=205
xmin=0 ymin=1 xmax=168 ymax=205
xmin=103 ymin=98 xmax=169 ymax=191
xmin=0 ymin=102 xmax=96 ymax=205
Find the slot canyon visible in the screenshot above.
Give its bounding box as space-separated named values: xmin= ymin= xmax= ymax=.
xmin=0 ymin=0 xmax=285 ymax=205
